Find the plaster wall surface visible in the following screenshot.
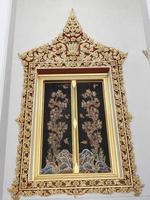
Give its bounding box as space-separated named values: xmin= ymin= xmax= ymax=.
xmin=2 ymin=0 xmax=150 ymax=199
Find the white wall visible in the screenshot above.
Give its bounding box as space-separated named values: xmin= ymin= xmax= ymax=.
xmin=0 ymin=0 xmax=17 ymax=199
xmin=140 ymin=0 xmax=150 ymax=59
xmin=2 ymin=0 xmax=150 ymax=199
xmin=0 ymin=0 xmax=12 ymax=117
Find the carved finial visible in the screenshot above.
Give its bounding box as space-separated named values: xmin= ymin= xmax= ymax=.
xmin=69 ymin=8 xmax=75 ymax=18
xmin=63 ymin=9 xmax=83 ymax=37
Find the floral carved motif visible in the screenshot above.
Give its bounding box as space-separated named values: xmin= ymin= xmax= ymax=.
xmin=9 ymin=9 xmax=142 ymax=200
xmin=81 ymin=88 xmax=102 ymax=151
xmin=42 ymin=87 xmax=73 ymax=174
xmin=79 ymin=87 xmax=110 ymax=173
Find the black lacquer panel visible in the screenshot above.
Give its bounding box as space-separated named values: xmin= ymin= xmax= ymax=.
xmin=77 ymin=81 xmax=111 ymax=173
xmin=41 ymin=82 xmax=73 ymax=174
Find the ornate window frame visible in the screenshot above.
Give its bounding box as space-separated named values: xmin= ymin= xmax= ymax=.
xmin=31 ymin=67 xmax=122 ymax=180
xmin=9 ymin=9 xmax=142 ymax=200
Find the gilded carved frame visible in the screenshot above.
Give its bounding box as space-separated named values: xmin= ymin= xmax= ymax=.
xmin=9 ymin=9 xmax=142 ymax=200
xmin=32 ymin=70 xmax=122 ymax=180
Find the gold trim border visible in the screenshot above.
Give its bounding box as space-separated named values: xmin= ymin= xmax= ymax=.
xmin=31 ymin=73 xmax=122 ymax=181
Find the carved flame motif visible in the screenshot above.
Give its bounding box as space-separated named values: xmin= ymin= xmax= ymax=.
xmin=67 ymin=43 xmax=79 ymax=56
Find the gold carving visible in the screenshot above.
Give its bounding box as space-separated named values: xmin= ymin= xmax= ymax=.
xmin=9 ymin=9 xmax=142 ymax=200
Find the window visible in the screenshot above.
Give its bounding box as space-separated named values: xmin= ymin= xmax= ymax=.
xmin=31 ymin=67 xmax=122 ymax=180
xmin=10 ymin=10 xmax=142 ymax=198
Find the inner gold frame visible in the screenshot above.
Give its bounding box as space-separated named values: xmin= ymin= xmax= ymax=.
xmin=31 ymin=72 xmax=122 ymax=180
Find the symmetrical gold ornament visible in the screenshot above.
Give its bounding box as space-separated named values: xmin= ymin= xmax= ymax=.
xmin=9 ymin=9 xmax=142 ymax=200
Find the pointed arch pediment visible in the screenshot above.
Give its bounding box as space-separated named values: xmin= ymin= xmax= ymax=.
xmin=20 ymin=9 xmax=127 ymax=69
